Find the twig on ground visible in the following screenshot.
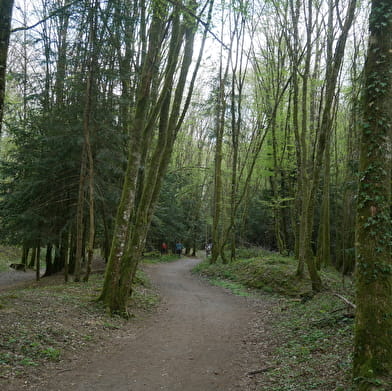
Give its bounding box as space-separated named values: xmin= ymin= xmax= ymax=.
xmin=330 ymin=306 xmax=349 ymax=314
xmin=247 ymin=366 xmax=275 ymax=376
xmin=333 ymin=293 xmax=356 ymax=310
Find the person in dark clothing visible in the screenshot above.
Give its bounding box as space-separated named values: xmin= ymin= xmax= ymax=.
xmin=205 ymin=242 xmax=212 ymax=257
xmin=175 ymin=241 xmax=183 ymax=256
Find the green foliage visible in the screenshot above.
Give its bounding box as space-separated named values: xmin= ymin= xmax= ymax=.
xmin=216 ymin=249 xmax=349 ymax=293
xmin=242 ymin=191 xmax=278 ymax=250
xmin=147 ymin=169 xmax=206 ymax=252
xmin=0 ymin=246 xmax=21 ymax=271
xmin=194 ymin=249 xmax=316 ymax=297
xmin=205 ymin=278 xmax=253 ymax=297
xmin=267 ymin=293 xmax=354 ymax=390
xmin=142 ymin=254 xmax=179 ymax=264
xmin=0 ymin=99 xmax=124 ymax=252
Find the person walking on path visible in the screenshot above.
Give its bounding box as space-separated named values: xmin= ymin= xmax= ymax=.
xmin=175 ymin=241 xmax=183 ymax=257
xmin=205 ymin=242 xmax=212 ymax=257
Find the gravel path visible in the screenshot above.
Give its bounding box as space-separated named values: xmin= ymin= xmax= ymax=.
xmin=31 ymin=258 xmax=267 ymax=391
xmin=0 ymin=269 xmax=40 ymax=291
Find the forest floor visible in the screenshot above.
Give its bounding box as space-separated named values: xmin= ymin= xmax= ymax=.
xmin=0 ymin=257 xmax=279 ymax=391
xmin=0 ymin=255 xmax=354 ymax=390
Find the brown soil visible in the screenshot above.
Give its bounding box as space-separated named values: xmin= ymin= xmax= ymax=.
xmin=1 ymin=258 xmax=278 ymax=391
xmin=0 ymin=268 xmax=42 ymax=291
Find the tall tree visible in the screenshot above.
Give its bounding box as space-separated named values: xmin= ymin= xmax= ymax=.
xmin=353 ymin=0 xmax=392 ymax=389
xmin=278 ymin=0 xmax=357 ymax=291
xmin=210 ymin=4 xmax=233 ymax=264
xmin=100 ymin=0 xmax=212 ymax=316
xmin=0 ymin=0 xmax=14 ymax=133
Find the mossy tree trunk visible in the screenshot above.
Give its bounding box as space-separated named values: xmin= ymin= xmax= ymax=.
xmin=99 ymin=1 xmax=168 ymax=314
xmin=73 ymin=0 xmax=100 ymax=282
xmin=210 ymin=6 xmax=233 ymax=265
xmin=228 ymin=49 xmax=240 ymax=264
xmin=289 ymin=0 xmax=356 ymax=292
xmin=339 ymin=73 xmax=360 ymax=274
xmin=316 ymin=134 xmax=331 ymax=269
xmin=353 ymin=1 xmax=392 ymax=389
xmin=271 ymin=113 xmax=286 ymax=255
xmin=211 ymin=5 xmax=257 ymax=265
xmin=83 ymin=0 xmax=100 ymax=282
xmin=211 ymin=83 xmax=225 ymax=265
xmin=285 ymin=0 xmax=303 ymax=269
xmin=100 ymin=0 xmax=209 ymax=316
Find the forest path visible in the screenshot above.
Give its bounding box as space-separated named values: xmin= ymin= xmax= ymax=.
xmin=35 ymin=258 xmax=268 ymax=390
xmin=0 ymin=268 xmax=39 ymax=290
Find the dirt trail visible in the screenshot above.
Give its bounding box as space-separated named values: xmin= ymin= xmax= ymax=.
xmin=0 ymin=269 xmax=41 ymax=291
xmin=27 ymin=258 xmax=265 ymax=391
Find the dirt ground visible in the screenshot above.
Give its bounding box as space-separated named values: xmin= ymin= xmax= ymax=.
xmin=0 ymin=268 xmax=42 ymax=291
xmin=1 ymin=258 xmax=278 ymax=391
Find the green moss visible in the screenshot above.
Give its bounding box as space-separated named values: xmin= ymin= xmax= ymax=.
xmin=194 ymin=250 xmax=348 ymax=298
xmin=199 ymin=251 xmax=355 ymax=390
xmin=207 ymin=278 xmax=253 ymax=297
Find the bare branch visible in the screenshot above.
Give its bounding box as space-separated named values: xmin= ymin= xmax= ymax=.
xmin=334 ymin=293 xmax=356 ymax=310
xmin=166 ymin=0 xmax=229 ymax=50
xmin=11 ymin=0 xmax=80 ymax=33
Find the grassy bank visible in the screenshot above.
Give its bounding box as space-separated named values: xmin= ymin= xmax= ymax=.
xmin=142 ymin=252 xmax=180 ymax=264
xmin=0 ymin=269 xmax=159 ymax=382
xmin=194 ymin=248 xmax=351 ymax=296
xmin=193 ymin=249 xmax=355 ymax=391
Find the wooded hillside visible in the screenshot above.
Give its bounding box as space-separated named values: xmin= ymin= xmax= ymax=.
xmin=0 ymin=0 xmax=391 ymax=389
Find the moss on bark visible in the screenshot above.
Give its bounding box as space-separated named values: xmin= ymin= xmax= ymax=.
xmin=353 ymin=1 xmax=392 ymax=389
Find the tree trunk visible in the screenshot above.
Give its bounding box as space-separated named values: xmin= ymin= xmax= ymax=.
xmin=35 ymin=243 xmax=40 ymax=281
xmin=21 ymin=244 xmax=29 ymax=266
xmin=83 ymin=0 xmax=99 ymax=282
xmin=211 ymin=86 xmax=225 ymax=264
xmin=353 ymin=1 xmax=392 ymax=388
xmin=43 ymin=244 xmax=53 ymax=277
xmin=29 ymin=246 xmax=36 ymax=269
xmin=74 ymin=144 xmax=87 ymax=281
xmin=211 ymin=5 xmax=236 ymax=264
xmin=99 ymin=1 xmax=169 ymax=313
xmin=0 ymin=0 xmax=14 ymax=132
xmin=271 ymin=118 xmax=286 ymax=255
xmin=316 ymin=135 xmax=331 ymax=269
xmin=54 ymin=0 xmax=69 ymax=107
xmin=100 ymin=0 xmax=208 ymax=316
xmin=295 ymin=0 xmax=357 ymax=292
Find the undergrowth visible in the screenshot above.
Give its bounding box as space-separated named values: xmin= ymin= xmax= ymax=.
xmin=195 ymin=248 xmax=353 ymax=297
xmin=142 ymin=253 xmax=179 ymax=264
xmin=265 ymin=293 xmax=354 ymax=391
xmin=194 ymin=248 xmax=355 ymax=390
